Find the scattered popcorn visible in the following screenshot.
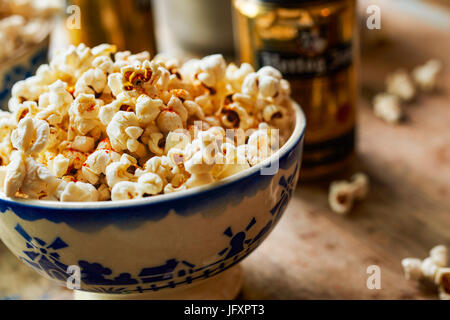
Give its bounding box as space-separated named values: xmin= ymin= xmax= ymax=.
xmin=430 ymin=245 xmax=448 ymax=267
xmin=0 ymin=43 xmax=294 ymax=202
xmin=328 ymin=172 xmax=369 ymax=215
xmin=412 ymin=59 xmax=443 ymax=91
xmin=373 ymin=60 xmax=444 ymax=124
xmin=401 ymin=258 xmax=423 ymax=280
xmin=386 ymin=69 xmax=416 ymax=102
xmin=435 ymin=268 xmax=450 ymax=300
xmin=373 ymin=93 xmax=403 ymax=124
xmin=401 ymin=245 xmax=450 ymax=300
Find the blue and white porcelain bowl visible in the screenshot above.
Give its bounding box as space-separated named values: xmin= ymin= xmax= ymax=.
xmin=0 ymin=102 xmax=305 ymax=300
xmin=0 ymin=33 xmax=50 ymax=110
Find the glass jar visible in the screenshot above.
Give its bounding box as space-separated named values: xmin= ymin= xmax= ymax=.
xmin=67 ymin=0 xmax=157 ymax=55
xmin=233 ymin=0 xmax=357 ymax=179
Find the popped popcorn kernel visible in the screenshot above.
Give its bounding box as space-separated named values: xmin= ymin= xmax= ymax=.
xmin=386 ymin=69 xmax=416 ymax=102
xmin=412 ymin=59 xmax=443 ymax=91
xmin=373 ymin=93 xmax=403 ymax=124
xmin=328 ymin=172 xmax=369 ymax=215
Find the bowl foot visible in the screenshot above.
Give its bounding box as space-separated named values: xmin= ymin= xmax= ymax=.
xmin=74 ymin=265 xmax=243 ymax=300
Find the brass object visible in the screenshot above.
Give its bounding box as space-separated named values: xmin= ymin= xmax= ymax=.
xmin=233 ymin=0 xmax=357 ymax=179
xmin=67 ymin=0 xmax=157 ymax=55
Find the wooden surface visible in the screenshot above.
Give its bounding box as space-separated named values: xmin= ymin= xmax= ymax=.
xmin=240 ymin=0 xmax=450 ymax=300
xmin=1 ymin=0 xmax=449 ymax=300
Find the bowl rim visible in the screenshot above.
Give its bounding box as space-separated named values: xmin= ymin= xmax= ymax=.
xmin=0 ymin=101 xmax=306 ymax=210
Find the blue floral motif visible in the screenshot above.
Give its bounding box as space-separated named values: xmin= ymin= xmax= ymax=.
xmin=15 ymin=224 xmax=70 ymax=282
xmin=270 ymin=163 xmax=299 ymax=222
xmin=12 ymin=165 xmax=299 ymax=293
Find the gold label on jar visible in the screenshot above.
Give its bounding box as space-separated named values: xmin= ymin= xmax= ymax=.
xmin=258 ymin=43 xmax=353 ymax=78
xmin=234 ymin=0 xmax=357 ymax=178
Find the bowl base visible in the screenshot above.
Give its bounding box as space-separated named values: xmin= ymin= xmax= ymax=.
xmin=74 ymin=265 xmax=243 ymax=300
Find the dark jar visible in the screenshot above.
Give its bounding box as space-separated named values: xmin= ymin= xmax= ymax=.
xmin=233 ymin=0 xmax=357 ymax=179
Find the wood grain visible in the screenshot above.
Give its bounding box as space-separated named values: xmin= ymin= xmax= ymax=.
xmin=239 ymin=1 xmax=450 ymax=300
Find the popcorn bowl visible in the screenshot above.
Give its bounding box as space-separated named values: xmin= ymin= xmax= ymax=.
xmin=0 ymin=101 xmax=305 ymax=300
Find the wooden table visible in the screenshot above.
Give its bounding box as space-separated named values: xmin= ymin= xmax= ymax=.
xmin=0 ymin=0 xmax=449 ymax=300
xmin=240 ymin=0 xmax=450 ymax=300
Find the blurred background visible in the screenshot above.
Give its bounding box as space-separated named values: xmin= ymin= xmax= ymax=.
xmin=0 ymin=0 xmax=449 ymax=299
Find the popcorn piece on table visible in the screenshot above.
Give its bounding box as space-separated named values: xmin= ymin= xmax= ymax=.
xmin=435 ymin=268 xmax=450 ymax=300
xmin=412 ymin=59 xmax=443 ymax=92
xmin=328 ymin=172 xmax=369 ymax=215
xmin=401 ymin=245 xmax=450 ymax=300
xmin=373 ymin=93 xmax=403 ymax=124
xmin=386 ymin=69 xmax=416 ymax=102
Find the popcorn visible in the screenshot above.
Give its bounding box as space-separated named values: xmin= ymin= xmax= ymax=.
xmin=59 ymin=181 xmax=99 ymax=202
xmin=49 ymin=154 xmax=70 ymax=178
xmin=74 ymin=68 xmax=108 ymax=97
xmin=430 ymin=245 xmax=448 ymax=267
xmin=435 ymin=268 xmax=450 ymax=300
xmin=412 ymin=59 xmax=442 ymax=91
xmin=0 ymin=44 xmax=294 ymax=202
xmin=156 ymin=110 xmax=184 ymax=135
xmin=71 ymin=136 xmax=95 ymax=153
xmin=373 ymin=93 xmax=402 ymax=124
xmin=107 ymin=111 xmax=142 ymax=153
xmin=213 ymin=143 xmax=250 ymax=179
xmin=226 ymin=63 xmax=255 ymax=92
xmin=69 ymin=94 xmax=102 ymax=136
xmin=328 ymin=172 xmax=369 ymax=215
xmin=136 ymin=95 xmax=163 ymax=125
xmin=11 ymin=117 xmax=49 ymax=154
xmin=92 ymin=56 xmax=114 ymax=74
xmin=142 ymin=124 xmax=165 ymax=156
xmin=138 ymin=173 xmax=164 ymax=196
xmin=181 ymin=54 xmax=226 ymax=89
xmin=220 ymin=103 xmax=255 ymax=130
xmin=4 ymin=151 xmax=59 ymax=199
xmin=111 ymin=181 xmax=142 ymax=201
xmin=401 ymin=258 xmax=423 ymax=280
xmin=82 ymin=149 xmax=121 ymax=185
xmin=108 ymin=73 xmax=124 ymax=97
xmin=0 ymin=166 xmax=7 ymax=193
xmin=386 ymin=69 xmax=416 ymax=101
xmin=3 ymin=151 xmax=26 ymax=197
xmin=105 ymin=154 xmax=138 ymax=188
xmin=97 ymin=183 xmax=111 ymax=202
xmin=20 ymin=157 xmax=59 ymax=199
xmin=37 ymin=80 xmax=74 ymax=124
xmin=402 ymin=245 xmax=450 ymax=300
